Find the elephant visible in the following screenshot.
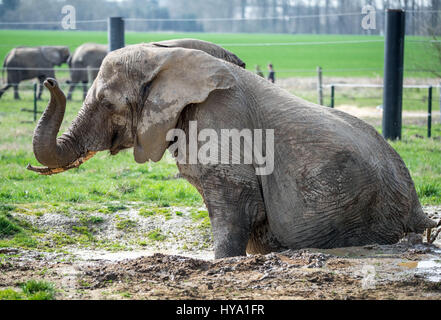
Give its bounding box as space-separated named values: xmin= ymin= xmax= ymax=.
xmin=66 ymin=39 xmax=245 ymax=101
xmin=0 ymin=46 xmax=70 ymax=100
xmin=66 ymin=43 xmax=108 ymax=101
xmin=27 ymin=43 xmax=436 ymax=259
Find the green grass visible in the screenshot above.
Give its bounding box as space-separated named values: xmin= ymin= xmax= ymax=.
xmin=386 ymin=127 xmax=441 ymax=205
xmin=0 ymin=212 xmax=22 ymax=236
xmin=190 ymin=209 xmax=209 ymax=221
xmin=0 ymin=204 xmax=39 ymax=249
xmin=0 ymin=30 xmax=438 ymax=78
xmin=115 ymin=216 xmax=137 ymax=231
xmin=147 ymin=229 xmax=166 ymax=241
xmin=0 ymin=279 xmax=55 ymax=300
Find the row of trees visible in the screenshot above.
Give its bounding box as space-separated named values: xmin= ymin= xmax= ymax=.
xmin=0 ymin=0 xmax=439 ymax=35
xmin=166 ymin=0 xmax=439 ymax=35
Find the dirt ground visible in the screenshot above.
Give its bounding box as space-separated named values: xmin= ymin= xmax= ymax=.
xmin=1 ymin=206 xmax=440 ymax=300
xmin=1 ymin=239 xmax=441 ymax=300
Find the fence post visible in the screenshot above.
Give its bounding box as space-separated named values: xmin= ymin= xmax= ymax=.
xmin=33 ymin=82 xmax=37 ymax=122
xmin=330 ymin=85 xmax=335 ymax=108
xmin=428 ymin=86 xmax=432 ymax=138
xmin=382 ymin=9 xmax=405 ymax=140
xmin=317 ymin=66 xmax=323 ymax=106
xmin=108 ymin=17 xmax=125 ymax=52
xmin=439 ymin=83 xmax=441 ymax=123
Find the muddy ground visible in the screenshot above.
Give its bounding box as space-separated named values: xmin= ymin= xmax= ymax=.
xmin=1 ymin=205 xmax=440 ymax=300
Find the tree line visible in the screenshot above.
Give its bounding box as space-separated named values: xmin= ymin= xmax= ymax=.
xmin=0 ymin=0 xmax=439 ymax=35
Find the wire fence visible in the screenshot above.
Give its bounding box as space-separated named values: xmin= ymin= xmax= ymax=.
xmin=0 ymin=38 xmax=438 ymax=49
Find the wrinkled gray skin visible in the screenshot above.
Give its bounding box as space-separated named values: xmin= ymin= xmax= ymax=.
xmin=66 ymin=43 xmax=108 ymax=101
xmin=66 ymin=39 xmax=245 ymax=101
xmin=0 ymin=46 xmax=70 ymax=100
xmin=30 ymin=43 xmax=436 ymax=259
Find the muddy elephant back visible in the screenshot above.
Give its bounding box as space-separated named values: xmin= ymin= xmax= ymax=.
xmin=260 ymin=103 xmax=429 ymax=249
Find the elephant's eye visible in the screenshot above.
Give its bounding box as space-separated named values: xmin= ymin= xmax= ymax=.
xmin=140 ymin=81 xmax=152 ymax=102
xmin=101 ymin=100 xmax=114 ymax=111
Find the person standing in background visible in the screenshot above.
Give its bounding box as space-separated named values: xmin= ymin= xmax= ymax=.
xmin=268 ymin=63 xmax=275 ymax=83
xmin=255 ymin=65 xmax=264 ymax=78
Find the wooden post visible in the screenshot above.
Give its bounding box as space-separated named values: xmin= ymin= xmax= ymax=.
xmin=317 ymin=66 xmax=323 ymax=106
xmin=382 ymin=9 xmax=405 ymax=140
xmin=33 ymin=82 xmax=37 ymax=122
xmin=439 ymin=83 xmax=441 ymax=123
xmin=330 ymin=85 xmax=335 ymax=108
xmin=428 ymin=86 xmax=432 ymax=138
xmin=108 ymin=17 xmax=125 ymax=52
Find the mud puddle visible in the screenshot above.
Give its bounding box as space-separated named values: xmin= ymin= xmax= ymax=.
xmin=69 ymin=248 xmax=214 ymax=262
xmin=0 ymin=205 xmax=440 ymax=299
xmin=1 ymin=240 xmax=441 ymax=300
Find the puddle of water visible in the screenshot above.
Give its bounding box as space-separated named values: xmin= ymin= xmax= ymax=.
xmin=417 ymin=258 xmax=441 ymax=282
xmin=399 ymin=261 xmax=418 ymax=269
xmin=70 ymin=248 xmax=214 ymax=262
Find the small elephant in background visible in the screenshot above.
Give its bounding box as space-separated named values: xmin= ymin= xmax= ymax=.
xmin=66 ymin=39 xmax=245 ymax=101
xmin=66 ymin=43 xmax=108 ymax=101
xmin=0 ymin=46 xmax=70 ymax=100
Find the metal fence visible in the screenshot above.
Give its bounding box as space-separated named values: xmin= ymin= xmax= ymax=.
xmin=325 ymin=83 xmax=439 ymax=138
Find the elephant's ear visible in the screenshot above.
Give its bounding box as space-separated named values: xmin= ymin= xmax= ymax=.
xmin=41 ymin=47 xmax=62 ymax=65
xmin=134 ymin=48 xmax=236 ymax=163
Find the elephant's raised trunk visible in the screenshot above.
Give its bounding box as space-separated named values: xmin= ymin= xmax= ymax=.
xmin=27 ymin=78 xmax=96 ymax=175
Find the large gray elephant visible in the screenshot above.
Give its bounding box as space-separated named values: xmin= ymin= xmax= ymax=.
xmin=66 ymin=43 xmax=108 ymax=101
xmin=0 ymin=46 xmax=70 ymax=100
xmin=66 ymin=39 xmax=245 ymax=101
xmin=27 ymin=43 xmax=436 ymax=259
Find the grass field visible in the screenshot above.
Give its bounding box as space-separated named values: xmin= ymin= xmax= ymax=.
xmin=0 ymin=29 xmax=438 ymax=78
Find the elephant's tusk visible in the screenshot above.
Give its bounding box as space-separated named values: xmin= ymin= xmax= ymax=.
xmin=428 ymin=227 xmax=441 ymax=244
xmin=26 ymin=151 xmax=97 ymax=175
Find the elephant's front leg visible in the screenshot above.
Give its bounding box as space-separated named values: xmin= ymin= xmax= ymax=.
xmin=13 ymin=84 xmax=20 ymax=100
xmin=82 ymin=81 xmax=88 ymax=101
xmin=66 ymin=82 xmax=76 ymax=101
xmin=37 ymin=77 xmax=45 ymax=100
xmin=200 ymin=174 xmax=263 ymax=259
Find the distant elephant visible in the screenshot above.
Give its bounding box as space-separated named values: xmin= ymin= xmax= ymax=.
xmin=66 ymin=43 xmax=108 ymax=101
xmin=66 ymin=39 xmax=245 ymax=101
xmin=28 ymin=43 xmax=436 ymax=259
xmin=0 ymin=46 xmax=70 ymax=100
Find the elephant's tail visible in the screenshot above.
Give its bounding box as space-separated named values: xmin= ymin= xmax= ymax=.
xmin=67 ymin=54 xmax=72 ymax=68
xmin=2 ymin=51 xmax=8 ymax=85
xmin=407 ymin=205 xmax=437 ymax=234
xmin=2 ymin=49 xmax=14 ymax=85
